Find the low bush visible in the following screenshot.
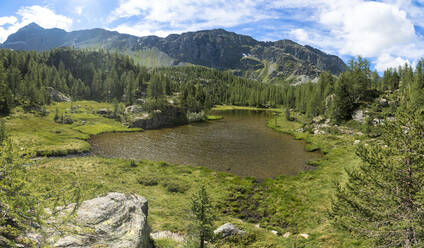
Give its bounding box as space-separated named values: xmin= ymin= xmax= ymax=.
xmin=137 ymin=175 xmax=159 ymax=186
xmin=162 ymin=179 xmax=190 ymax=193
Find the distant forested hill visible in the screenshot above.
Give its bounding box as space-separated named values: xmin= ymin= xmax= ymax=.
xmin=0 ymin=23 xmax=346 ymax=83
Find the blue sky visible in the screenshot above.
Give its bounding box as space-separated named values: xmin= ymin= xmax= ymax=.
xmin=0 ymin=0 xmax=424 ymax=71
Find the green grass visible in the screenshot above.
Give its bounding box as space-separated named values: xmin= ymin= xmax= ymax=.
xmin=207 ymin=115 xmax=224 ymax=120
xmin=5 ymin=101 xmax=141 ymax=156
xmin=212 ymin=105 xmax=281 ymax=112
xmin=29 ymin=157 xmax=285 ymax=247
xmin=260 ymin=112 xmax=366 ymax=247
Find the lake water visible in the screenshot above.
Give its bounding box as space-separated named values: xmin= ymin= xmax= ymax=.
xmin=90 ymin=110 xmax=321 ymax=179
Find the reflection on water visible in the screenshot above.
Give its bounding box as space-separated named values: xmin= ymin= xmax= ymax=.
xmin=90 ymin=110 xmax=321 ymax=179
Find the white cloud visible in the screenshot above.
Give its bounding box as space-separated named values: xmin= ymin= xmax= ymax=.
xmin=0 ymin=16 xmax=17 ymax=26
xmin=0 ymin=5 xmax=72 ymax=43
xmin=375 ymin=53 xmax=411 ymax=71
xmin=75 ymin=7 xmax=83 ymax=16
xmin=320 ymin=1 xmax=415 ymax=57
xmin=109 ymin=0 xmax=274 ymax=37
xmin=289 ymin=28 xmax=309 ymax=42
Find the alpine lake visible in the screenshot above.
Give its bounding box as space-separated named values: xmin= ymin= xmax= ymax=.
xmin=90 ymin=109 xmax=322 ymax=180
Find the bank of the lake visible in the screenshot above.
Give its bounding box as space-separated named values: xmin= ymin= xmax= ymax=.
xmin=5 ymin=101 xmax=142 ymax=156
xmin=5 ymin=102 xmax=367 ymax=247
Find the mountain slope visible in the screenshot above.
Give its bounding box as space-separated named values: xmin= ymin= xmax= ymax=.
xmin=1 ymin=23 xmax=346 ymax=82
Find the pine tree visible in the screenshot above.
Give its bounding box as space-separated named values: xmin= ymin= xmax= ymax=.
xmin=0 ymin=64 xmax=12 ymax=116
xmin=285 ymin=107 xmax=291 ymax=121
xmin=0 ymin=119 xmax=7 ymax=144
xmin=190 ymin=184 xmax=216 ymax=248
xmin=54 ymin=107 xmax=60 ymax=122
xmin=0 ymin=138 xmax=39 ymax=245
xmin=331 ymin=74 xmax=354 ymax=123
xmin=330 ymin=110 xmax=424 ymax=247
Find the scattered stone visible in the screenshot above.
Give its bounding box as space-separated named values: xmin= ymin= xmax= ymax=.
xmin=214 ymin=223 xmax=246 ymax=238
xmin=299 ymin=233 xmax=309 ymax=239
xmin=46 ymin=87 xmax=71 ymax=102
xmin=312 ymin=116 xmax=325 ymax=124
xmin=271 ymin=230 xmax=278 ymax=235
xmin=354 ymin=140 xmax=360 ymax=145
xmin=63 ymin=116 xmax=73 ymax=124
xmin=125 ymin=105 xmax=144 ymax=114
xmin=379 ymin=98 xmax=389 ymax=107
xmin=151 ymin=231 xmax=185 ymax=242
xmin=25 ymin=192 xmax=152 ymax=248
xmin=96 ymin=108 xmax=111 ymax=115
xmin=352 ymin=109 xmax=365 ymax=123
xmin=283 ymin=232 xmax=291 ymax=238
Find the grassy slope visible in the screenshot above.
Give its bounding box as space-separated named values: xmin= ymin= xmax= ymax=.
xmin=29 ymin=157 xmax=285 ymax=247
xmin=263 ymin=110 xmax=368 ymax=247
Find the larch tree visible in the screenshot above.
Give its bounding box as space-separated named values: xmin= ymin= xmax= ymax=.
xmin=330 ymin=109 xmax=424 ymax=247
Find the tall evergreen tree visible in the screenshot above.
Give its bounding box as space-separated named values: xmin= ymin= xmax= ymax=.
xmin=190 ymin=184 xmax=215 ymax=248
xmin=330 ymin=110 xmax=424 ymax=247
xmin=331 ymin=74 xmax=354 ymax=122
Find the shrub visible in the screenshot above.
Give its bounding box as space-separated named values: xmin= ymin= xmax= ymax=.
xmin=162 ymin=179 xmax=190 ymax=193
xmin=158 ymin=161 xmax=169 ymax=167
xmin=129 ymin=159 xmax=137 ymax=167
xmin=137 ymin=175 xmax=159 ymax=186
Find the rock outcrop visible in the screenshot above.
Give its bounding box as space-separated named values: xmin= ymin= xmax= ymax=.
xmin=130 ymin=106 xmax=189 ymax=130
xmin=214 ymin=223 xmax=246 ymax=238
xmin=47 ymin=87 xmax=71 ymax=102
xmin=26 ymin=192 xmax=152 ymax=248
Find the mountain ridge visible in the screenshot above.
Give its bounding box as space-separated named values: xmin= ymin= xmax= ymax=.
xmin=1 ymin=23 xmax=346 ymax=82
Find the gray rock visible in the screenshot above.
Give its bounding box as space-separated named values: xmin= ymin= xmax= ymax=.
xmin=379 ymin=98 xmax=389 ymax=107
xmin=214 ymin=223 xmax=245 ymax=238
xmin=125 ymin=105 xmax=144 ymax=114
xmin=130 ymin=106 xmax=188 ymax=130
xmin=63 ymin=116 xmax=73 ymax=124
xmin=26 ymin=192 xmax=152 ymax=248
xmin=352 ymin=109 xmax=365 ymax=123
xmin=96 ymin=108 xmax=111 ymax=115
xmin=47 ymin=87 xmax=71 ymax=102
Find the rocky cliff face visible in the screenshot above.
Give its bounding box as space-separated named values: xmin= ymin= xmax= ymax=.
xmin=1 ymin=23 xmax=346 ymax=81
xmin=26 ymin=192 xmax=152 ymax=248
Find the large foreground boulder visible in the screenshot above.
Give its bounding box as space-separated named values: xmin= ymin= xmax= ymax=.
xmin=27 ymin=192 xmax=152 ymax=248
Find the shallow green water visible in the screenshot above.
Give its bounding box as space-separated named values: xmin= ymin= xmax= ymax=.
xmin=90 ymin=110 xmax=321 ymax=179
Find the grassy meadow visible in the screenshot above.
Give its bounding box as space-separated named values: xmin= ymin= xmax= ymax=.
xmin=3 ymin=103 xmax=368 ymax=247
